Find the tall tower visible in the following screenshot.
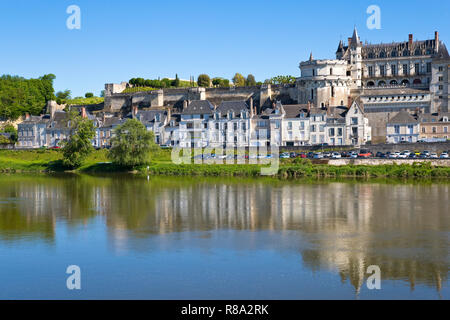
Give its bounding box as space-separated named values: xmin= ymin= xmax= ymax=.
xmin=349 ymin=27 xmax=362 ymax=88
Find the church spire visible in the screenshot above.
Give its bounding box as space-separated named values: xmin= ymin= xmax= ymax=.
xmin=336 ymin=40 xmax=344 ymax=53
xmin=309 ymin=52 xmax=314 ymax=61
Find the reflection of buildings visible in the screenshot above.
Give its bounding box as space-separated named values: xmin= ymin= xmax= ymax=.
xmin=0 ymin=176 xmax=448 ymax=293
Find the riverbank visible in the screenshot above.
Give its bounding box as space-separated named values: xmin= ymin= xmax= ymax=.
xmin=1 ymin=149 xmax=450 ymax=178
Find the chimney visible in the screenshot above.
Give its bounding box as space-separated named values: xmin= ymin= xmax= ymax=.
xmin=347 ymin=96 xmax=353 ymax=108
xmin=182 ymin=100 xmax=188 ymax=111
xmin=435 ymin=31 xmax=440 ymax=51
xmin=25 ymin=113 xmax=30 ymax=121
xmin=81 ymin=107 xmax=87 ymax=118
xmin=132 ymin=105 xmax=138 ymax=118
xmin=348 ymin=37 xmax=352 ymax=47
xmin=408 ymin=34 xmax=413 ymax=49
xmin=307 ymin=101 xmax=311 ymax=113
xmin=249 ymin=97 xmax=254 ymax=117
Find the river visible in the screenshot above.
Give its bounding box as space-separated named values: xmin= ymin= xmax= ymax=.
xmin=0 ymin=174 xmax=448 ymax=299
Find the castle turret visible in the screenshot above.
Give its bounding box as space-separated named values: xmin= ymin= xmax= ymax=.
xmin=349 ymin=27 xmax=362 ymax=88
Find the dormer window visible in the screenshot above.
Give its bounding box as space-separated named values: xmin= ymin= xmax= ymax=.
xmin=443 ymin=117 xmax=449 ymax=122
xmin=228 ymin=111 xmax=233 ymax=120
xmin=156 ymin=114 xmax=161 ymax=122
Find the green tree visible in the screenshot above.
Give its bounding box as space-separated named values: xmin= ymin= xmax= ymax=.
xmin=61 ymin=111 xmax=95 ymax=169
xmin=232 ymin=73 xmax=245 ymax=87
xmin=173 ymin=74 xmax=180 ymax=87
xmin=212 ymin=77 xmax=230 ymax=88
xmin=109 ymin=119 xmax=158 ymax=168
xmin=85 ymin=92 xmax=94 ymax=98
xmin=0 ymin=124 xmax=18 ymax=143
xmin=270 ymin=75 xmax=296 ymax=84
xmin=246 ymin=74 xmax=256 ymax=86
xmin=197 ymin=74 xmax=211 ymax=87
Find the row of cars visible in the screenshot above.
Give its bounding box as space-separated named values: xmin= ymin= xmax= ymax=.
xmin=279 ymin=149 xmax=450 ymax=160
xmin=376 ymin=150 xmax=449 ymax=159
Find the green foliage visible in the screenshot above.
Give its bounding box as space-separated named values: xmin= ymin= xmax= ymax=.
xmin=0 ymin=74 xmax=56 ymax=120
xmin=0 ymin=124 xmax=18 ymax=143
xmin=61 ymin=111 xmax=96 ymax=169
xmin=66 ymin=96 xmax=104 ymax=106
xmin=108 ymin=119 xmax=158 ymax=168
xmin=85 ymin=92 xmax=94 ymax=98
xmin=270 ymin=75 xmax=296 ymax=85
xmin=232 ymin=73 xmax=246 ymax=87
xmin=212 ymin=77 xmax=230 ymax=88
xmin=246 ymin=74 xmax=257 ymax=86
xmin=197 ymin=74 xmax=211 ymax=87
xmin=129 ymin=77 xmax=196 ymax=90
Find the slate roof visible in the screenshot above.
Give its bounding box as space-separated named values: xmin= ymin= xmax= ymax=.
xmin=215 ymin=101 xmax=249 ymax=117
xmin=362 ymin=87 xmax=429 ymax=96
xmin=388 ymin=111 xmax=418 ymax=124
xmin=136 ymin=110 xmax=167 ymax=124
xmin=282 ymin=104 xmax=309 ymax=119
xmin=182 ymin=100 xmax=215 ymax=115
xmin=418 ymin=112 xmax=450 ymax=123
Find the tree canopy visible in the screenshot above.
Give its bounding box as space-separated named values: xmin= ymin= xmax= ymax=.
xmin=232 ymin=73 xmax=246 ymax=87
xmin=246 ymin=74 xmax=256 ymax=86
xmin=197 ymin=74 xmax=211 ymax=88
xmin=109 ymin=119 xmax=158 ymax=168
xmin=61 ymin=110 xmax=96 ymax=169
xmin=0 ymin=74 xmax=56 ymax=120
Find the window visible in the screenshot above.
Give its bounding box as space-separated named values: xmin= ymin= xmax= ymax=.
xmin=351 ymin=117 xmax=358 ymax=125
xmin=439 ymin=76 xmax=444 ymax=82
xmin=310 ymin=125 xmax=316 ymax=133
xmin=394 ymin=125 xmax=400 ymax=134
xmin=233 ymin=123 xmax=238 ymax=131
xmin=242 ymin=123 xmax=246 ymax=131
xmin=319 ymin=125 xmax=325 ymax=132
xmin=329 ymin=128 xmax=335 ymax=136
xmin=427 ymin=62 xmax=432 ymax=73
xmin=439 ymin=85 xmax=444 ymax=90
xmin=338 ymin=128 xmax=343 ymax=136
xmin=415 ymin=63 xmax=420 ymax=75
xmin=408 ymin=125 xmax=414 ymax=134
xmin=330 ymin=68 xmax=333 ymax=75
xmin=422 ymin=127 xmax=426 ymax=133
xmin=403 ymin=64 xmax=408 ymax=75
xmin=444 ymin=127 xmax=448 ymax=133
xmin=380 ymin=65 xmax=385 ymax=76
xmin=215 ymin=123 xmax=219 ymax=130
xmin=439 ymin=66 xmax=444 ymax=72
xmin=432 ymin=127 xmax=437 ymax=134
xmin=287 ymin=122 xmax=292 ymax=130
xmin=300 ymin=122 xmax=305 ymax=130
xmin=391 ymin=64 xmax=397 ymax=76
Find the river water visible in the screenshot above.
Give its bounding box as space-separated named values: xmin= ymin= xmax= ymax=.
xmin=0 ymin=174 xmax=448 ymax=299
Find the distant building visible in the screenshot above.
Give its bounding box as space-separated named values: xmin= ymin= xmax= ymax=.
xmin=386 ymin=111 xmax=420 ymax=143
xmin=418 ymin=112 xmax=450 ymax=141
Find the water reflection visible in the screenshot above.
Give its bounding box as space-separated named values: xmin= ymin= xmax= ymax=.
xmin=0 ymin=174 xmax=448 ymax=294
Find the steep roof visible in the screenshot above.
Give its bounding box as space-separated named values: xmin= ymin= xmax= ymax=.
xmin=282 ymin=104 xmax=309 ymax=118
xmin=182 ymin=100 xmax=215 ymax=115
xmin=216 ymin=101 xmax=249 ymax=116
xmin=388 ymin=111 xmax=418 ymax=124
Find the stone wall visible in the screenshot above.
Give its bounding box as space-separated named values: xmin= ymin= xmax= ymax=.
xmin=327 ymin=158 xmax=450 ymax=167
xmin=103 ymin=84 xmax=299 ymax=113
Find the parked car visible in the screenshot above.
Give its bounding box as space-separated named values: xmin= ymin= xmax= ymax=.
xmin=307 ymin=152 xmax=315 ymax=158
xmin=409 ymin=153 xmax=417 ymax=159
xmin=349 ymin=152 xmax=358 ymax=159
xmin=298 ymin=153 xmax=307 ymax=159
xmin=358 ymin=149 xmax=372 ymax=158
xmin=430 ymin=153 xmax=439 ymax=159
xmin=290 ymin=152 xmax=298 ymax=158
xmin=422 ymin=151 xmax=431 ymax=157
xmin=398 ymin=152 xmax=408 ymax=159
xmin=280 ymin=152 xmax=290 ymax=159
xmin=440 ymin=152 xmax=449 ymax=159
xmin=313 ymin=153 xmax=324 ymax=159
xmin=49 ymin=146 xmax=61 ymax=149
xmin=341 ymin=151 xmax=350 ymax=158
xmin=419 ymin=153 xmax=429 ymax=159
xmin=323 ymin=152 xmax=332 ymax=158
xmin=375 ymin=152 xmax=385 ymax=158
xmin=401 ymin=150 xmax=411 ymax=156
xmin=388 ymin=152 xmax=399 ymax=159
xmin=331 ymin=152 xmax=342 ymax=159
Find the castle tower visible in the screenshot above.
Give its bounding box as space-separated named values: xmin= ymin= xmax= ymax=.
xmin=349 ymin=27 xmax=362 ymax=88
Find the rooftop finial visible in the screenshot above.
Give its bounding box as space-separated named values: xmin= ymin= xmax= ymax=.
xmin=309 ymin=52 xmax=313 ymax=61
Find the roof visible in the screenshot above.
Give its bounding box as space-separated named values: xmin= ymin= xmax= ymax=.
xmin=362 ymin=87 xmax=429 ymax=96
xmin=282 ymin=104 xmax=309 ymax=118
xmin=100 ymin=116 xmax=123 ymax=128
xmin=182 ymin=100 xmax=215 ymax=115
xmin=136 ymin=110 xmax=167 ymax=124
xmin=388 ymin=111 xmax=418 ymax=124
xmin=419 ymin=112 xmax=450 ymax=123
xmin=215 ymin=101 xmax=249 ymax=116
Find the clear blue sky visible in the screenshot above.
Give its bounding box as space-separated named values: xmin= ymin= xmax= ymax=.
xmin=1 ymin=0 xmax=449 ymax=97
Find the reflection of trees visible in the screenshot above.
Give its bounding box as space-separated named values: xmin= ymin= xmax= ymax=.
xmin=0 ymin=175 xmax=448 ymax=292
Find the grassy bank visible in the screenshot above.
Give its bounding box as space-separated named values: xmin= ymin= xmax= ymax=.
xmin=1 ymin=149 xmax=450 ymax=179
